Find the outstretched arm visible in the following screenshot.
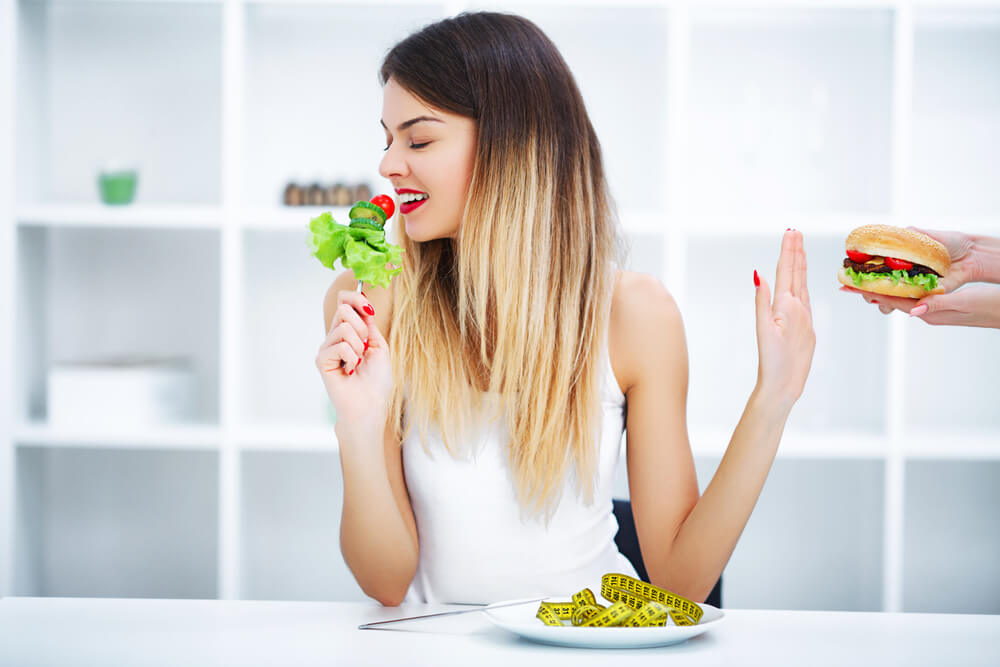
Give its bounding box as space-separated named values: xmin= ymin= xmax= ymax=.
xmin=620 ymin=230 xmax=815 ymax=602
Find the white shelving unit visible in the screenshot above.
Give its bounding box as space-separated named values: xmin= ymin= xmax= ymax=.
xmin=2 ymin=0 xmax=998 ymax=612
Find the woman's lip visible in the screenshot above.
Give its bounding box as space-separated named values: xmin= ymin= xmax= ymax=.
xmin=395 ymin=188 xmax=426 ymax=195
xmin=400 ymin=198 xmax=427 ymax=214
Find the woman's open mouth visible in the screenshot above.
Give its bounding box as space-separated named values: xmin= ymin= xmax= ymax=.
xmin=399 ymin=190 xmax=428 ymax=214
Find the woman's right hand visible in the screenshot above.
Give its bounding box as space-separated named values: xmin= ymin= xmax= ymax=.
xmin=315 ymin=291 xmax=393 ymax=436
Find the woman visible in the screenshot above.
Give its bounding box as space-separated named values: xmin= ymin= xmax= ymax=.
xmin=317 ymin=12 xmax=815 ymax=606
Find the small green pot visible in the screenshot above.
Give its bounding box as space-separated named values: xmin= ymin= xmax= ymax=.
xmin=98 ymin=170 xmax=138 ymax=205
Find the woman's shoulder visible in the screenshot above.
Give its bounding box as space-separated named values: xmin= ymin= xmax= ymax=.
xmin=609 ymin=270 xmax=685 ymax=394
xmin=322 ymin=269 xmax=395 ymax=335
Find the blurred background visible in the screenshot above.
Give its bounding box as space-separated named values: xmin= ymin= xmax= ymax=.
xmin=0 ymin=0 xmax=998 ymax=614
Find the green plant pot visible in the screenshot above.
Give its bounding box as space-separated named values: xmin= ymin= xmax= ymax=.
xmin=99 ymin=170 xmax=138 ymax=205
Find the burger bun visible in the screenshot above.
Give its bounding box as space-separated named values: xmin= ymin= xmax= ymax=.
xmin=846 ymin=224 xmax=951 ymax=276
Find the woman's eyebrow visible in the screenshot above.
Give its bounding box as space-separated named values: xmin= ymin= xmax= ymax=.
xmin=380 ymin=116 xmax=445 ymax=132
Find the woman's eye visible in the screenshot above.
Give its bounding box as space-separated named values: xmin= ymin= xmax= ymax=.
xmin=410 ymin=141 xmax=430 ymax=149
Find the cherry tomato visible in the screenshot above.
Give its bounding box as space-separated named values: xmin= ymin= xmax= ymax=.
xmin=370 ymin=194 xmax=395 ymax=219
xmin=884 ymin=256 xmax=913 ymax=271
xmin=846 ymin=249 xmax=873 ymax=263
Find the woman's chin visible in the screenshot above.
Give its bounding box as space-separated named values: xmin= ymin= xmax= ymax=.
xmin=405 ymin=220 xmax=454 ymax=243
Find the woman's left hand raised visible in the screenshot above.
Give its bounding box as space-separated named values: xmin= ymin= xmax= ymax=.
xmin=754 ymin=230 xmax=816 ymax=408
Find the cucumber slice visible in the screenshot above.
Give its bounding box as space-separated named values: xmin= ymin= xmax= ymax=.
xmin=348 ymin=201 xmax=387 ymax=226
xmin=348 ymin=218 xmax=384 ymax=232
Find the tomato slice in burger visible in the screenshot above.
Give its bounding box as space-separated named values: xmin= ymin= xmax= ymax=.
xmin=884 ymin=256 xmax=913 ymax=271
xmin=846 ymin=249 xmax=873 ymax=263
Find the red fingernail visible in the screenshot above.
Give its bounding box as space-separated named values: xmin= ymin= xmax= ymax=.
xmin=753 ymin=269 xmax=760 ymax=288
xmin=348 ymin=369 xmax=354 ymax=376
xmin=363 ymin=304 xmax=375 ymax=316
xmin=364 ymin=339 xmax=369 ymax=351
xmin=871 ymin=299 xmax=880 ymax=304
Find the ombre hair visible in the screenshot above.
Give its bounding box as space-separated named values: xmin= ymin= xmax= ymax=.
xmin=381 ymin=12 xmax=625 ymax=516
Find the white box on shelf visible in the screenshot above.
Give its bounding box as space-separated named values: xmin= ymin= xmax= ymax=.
xmin=47 ymin=358 xmax=196 ymax=428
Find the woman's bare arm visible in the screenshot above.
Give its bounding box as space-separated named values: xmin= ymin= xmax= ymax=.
xmin=321 ymin=271 xmax=418 ymax=605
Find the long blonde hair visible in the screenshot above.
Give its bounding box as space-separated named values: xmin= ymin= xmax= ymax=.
xmin=381 ymin=12 xmax=625 ymax=516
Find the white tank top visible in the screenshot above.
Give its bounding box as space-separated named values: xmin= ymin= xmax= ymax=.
xmin=401 ymin=343 xmax=637 ymax=604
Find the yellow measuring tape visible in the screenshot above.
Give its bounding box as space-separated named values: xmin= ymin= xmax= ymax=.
xmin=536 ymin=573 xmax=703 ymax=628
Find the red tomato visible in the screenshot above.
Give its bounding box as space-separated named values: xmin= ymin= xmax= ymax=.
xmin=370 ymin=194 xmax=395 ymax=219
xmin=846 ymin=249 xmax=873 ymax=263
xmin=884 ymin=256 xmax=913 ymax=270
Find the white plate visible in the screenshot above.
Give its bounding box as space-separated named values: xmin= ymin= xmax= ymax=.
xmin=483 ymin=597 xmax=724 ymax=649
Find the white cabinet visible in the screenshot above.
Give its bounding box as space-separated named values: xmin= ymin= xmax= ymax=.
xmin=2 ymin=0 xmax=998 ymax=613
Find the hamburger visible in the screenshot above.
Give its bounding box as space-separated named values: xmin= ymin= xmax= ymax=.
xmin=838 ymin=224 xmax=950 ymax=298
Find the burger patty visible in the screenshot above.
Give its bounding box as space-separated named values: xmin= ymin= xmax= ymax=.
xmin=843 ymin=258 xmax=940 ymax=277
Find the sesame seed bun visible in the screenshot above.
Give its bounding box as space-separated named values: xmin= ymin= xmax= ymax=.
xmin=846 ymin=225 xmax=951 ymax=276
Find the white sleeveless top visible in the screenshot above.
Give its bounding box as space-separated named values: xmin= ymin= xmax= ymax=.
xmin=401 ymin=344 xmax=637 ymax=604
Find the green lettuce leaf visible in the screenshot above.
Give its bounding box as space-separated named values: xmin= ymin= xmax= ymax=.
xmin=844 ymin=266 xmax=938 ymax=291
xmin=307 ymin=212 xmax=404 ymax=289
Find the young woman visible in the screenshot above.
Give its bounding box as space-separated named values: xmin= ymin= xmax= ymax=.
xmin=317 ymin=12 xmax=815 ymax=606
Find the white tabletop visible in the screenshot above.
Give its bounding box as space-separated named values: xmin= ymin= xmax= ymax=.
xmin=1 ymin=596 xmax=998 ymax=666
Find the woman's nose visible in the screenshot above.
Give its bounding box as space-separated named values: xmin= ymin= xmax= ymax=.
xmin=379 ymin=144 xmax=408 ymax=180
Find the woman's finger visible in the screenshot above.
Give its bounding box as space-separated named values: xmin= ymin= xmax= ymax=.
xmin=362 ymin=311 xmax=389 ymax=350
xmin=754 ymin=269 xmax=772 ymax=338
xmin=774 ymin=230 xmax=795 ymax=296
xmin=330 ymin=302 xmax=369 ymax=342
xmin=799 ymin=237 xmax=811 ymax=312
xmin=339 ymin=289 xmax=378 ymax=319
xmin=791 ymin=231 xmax=804 ymax=299
xmin=316 ymin=341 xmax=361 ymax=375
xmin=327 ymin=321 xmax=366 ymax=359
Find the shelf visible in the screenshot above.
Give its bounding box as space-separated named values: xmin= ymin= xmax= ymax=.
xmin=16 ymin=204 xmax=223 ymax=229
xmin=492 ymin=4 xmax=669 ymax=206
xmin=14 ymin=422 xmax=221 ymax=449
xmin=235 ymin=425 xmax=338 ymax=451
xmin=13 ymin=422 xmax=345 ymax=452
xmin=695 ymin=456 xmax=884 ymax=611
xmin=681 ymin=213 xmax=890 ymax=237
xmin=905 ymin=324 xmax=1000 ymax=433
xmin=240 ymin=450 xmax=366 ymax=601
xmin=15 ymin=0 xmax=222 ymax=205
xmin=903 ymin=433 xmax=1000 ymax=460
xmin=13 ymin=447 xmax=219 ymax=598
xmin=241 ymin=228 xmax=339 ymax=426
xmin=904 ymin=460 xmax=1000 ymax=614
xmin=240 ymin=3 xmax=440 ymax=207
xmin=911 ymin=7 xmax=1000 ymax=217
xmin=686 ymin=7 xmax=893 ymax=215
xmin=690 ymin=429 xmax=888 ymax=459
xmin=239 ymin=206 xmax=352 ymax=230
xmin=14 ymin=226 xmax=222 ymax=424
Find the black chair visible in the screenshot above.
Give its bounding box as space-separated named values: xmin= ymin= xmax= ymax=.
xmin=613 ymin=499 xmax=722 ymax=608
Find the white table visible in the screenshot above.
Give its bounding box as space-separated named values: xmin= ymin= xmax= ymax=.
xmin=1 ymin=597 xmax=997 ymax=666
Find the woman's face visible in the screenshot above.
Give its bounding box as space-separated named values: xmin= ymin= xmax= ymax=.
xmin=379 ymin=78 xmax=478 ymax=242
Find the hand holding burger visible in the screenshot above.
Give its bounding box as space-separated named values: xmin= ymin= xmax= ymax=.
xmin=839 ymin=225 xmax=1000 ymax=329
xmin=837 ymin=224 xmax=949 ymax=298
